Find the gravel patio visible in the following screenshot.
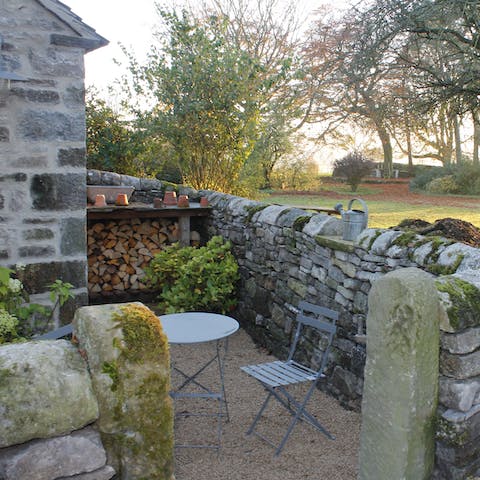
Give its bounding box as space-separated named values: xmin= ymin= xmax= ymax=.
xmin=169 ymin=327 xmax=360 ymax=480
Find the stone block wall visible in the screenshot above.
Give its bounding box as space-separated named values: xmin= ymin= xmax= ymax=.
xmin=87 ymin=168 xmax=202 ymax=204
xmin=0 ymin=302 xmax=173 ymax=480
xmin=203 ymin=191 xmax=480 ymax=479
xmin=0 ymin=1 xmax=106 ymax=325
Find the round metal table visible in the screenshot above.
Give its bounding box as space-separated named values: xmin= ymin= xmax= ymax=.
xmin=158 ymin=312 xmax=239 ymax=450
xmin=159 ymin=312 xmax=239 ymax=344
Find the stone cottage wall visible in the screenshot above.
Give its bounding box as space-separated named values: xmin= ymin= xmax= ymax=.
xmin=203 ymin=191 xmax=480 ymax=479
xmin=0 ymin=2 xmax=105 ymax=324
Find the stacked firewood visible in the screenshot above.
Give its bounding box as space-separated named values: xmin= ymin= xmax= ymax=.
xmin=87 ymin=218 xmax=178 ymax=295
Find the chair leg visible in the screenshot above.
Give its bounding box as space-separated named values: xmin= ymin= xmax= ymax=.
xmin=246 ymin=391 xmax=273 ymax=435
xmin=274 ymin=383 xmax=334 ymax=455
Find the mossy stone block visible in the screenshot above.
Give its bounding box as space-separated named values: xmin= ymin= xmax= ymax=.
xmin=436 ymin=275 xmax=480 ymax=333
xmin=359 ymin=268 xmax=440 ymax=480
xmin=74 ymin=303 xmax=174 ymax=480
xmin=0 ymin=341 xmax=98 ymax=448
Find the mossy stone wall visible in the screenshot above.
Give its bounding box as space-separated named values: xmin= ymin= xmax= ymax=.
xmin=74 ymin=302 xmax=174 ymax=480
xmin=204 ymin=190 xmax=480 ymax=479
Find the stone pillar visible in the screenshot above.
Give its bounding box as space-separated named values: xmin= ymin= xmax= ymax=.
xmin=74 ymin=302 xmax=174 ymax=480
xmin=359 ymin=268 xmax=440 ymax=480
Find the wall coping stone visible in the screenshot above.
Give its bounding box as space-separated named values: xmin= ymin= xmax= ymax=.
xmin=303 ymin=214 xmax=342 ymax=237
xmin=276 ymin=208 xmax=313 ymax=228
xmin=227 ymin=197 xmax=258 ymax=218
xmin=255 ymin=204 xmax=291 ymax=225
xmin=370 ymin=230 xmax=404 ymax=255
xmin=315 ymin=235 xmax=355 ymax=253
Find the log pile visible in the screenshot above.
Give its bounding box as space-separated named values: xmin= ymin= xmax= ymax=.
xmin=87 ymin=218 xmax=179 ymax=296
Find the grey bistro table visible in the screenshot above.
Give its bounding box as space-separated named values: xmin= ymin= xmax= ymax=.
xmin=159 ymin=312 xmax=239 ymax=450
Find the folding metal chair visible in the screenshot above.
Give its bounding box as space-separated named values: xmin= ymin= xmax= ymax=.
xmin=35 ymin=324 xmax=73 ymax=340
xmin=241 ymin=301 xmax=338 ymax=455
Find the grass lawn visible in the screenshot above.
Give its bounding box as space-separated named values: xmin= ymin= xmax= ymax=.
xmin=261 ymin=182 xmax=480 ymax=229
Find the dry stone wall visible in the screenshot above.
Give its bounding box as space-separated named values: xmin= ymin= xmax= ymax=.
xmin=0 ymin=302 xmax=173 ymax=480
xmin=203 ymin=191 xmax=480 ymax=479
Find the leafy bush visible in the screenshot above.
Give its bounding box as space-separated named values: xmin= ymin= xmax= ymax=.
xmin=425 ymin=175 xmax=459 ymax=194
xmin=409 ymin=166 xmax=449 ymax=191
xmin=410 ymin=163 xmax=480 ymax=195
xmin=451 ymin=163 xmax=480 ymax=195
xmin=145 ymin=236 xmax=239 ymax=314
xmin=332 ymin=151 xmax=375 ymax=192
xmin=0 ymin=266 xmax=74 ymax=344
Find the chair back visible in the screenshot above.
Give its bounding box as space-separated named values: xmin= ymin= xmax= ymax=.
xmin=287 ymin=301 xmax=338 ymax=374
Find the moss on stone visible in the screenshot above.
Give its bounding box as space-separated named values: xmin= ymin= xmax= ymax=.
xmin=112 ymin=304 xmax=169 ymax=364
xmin=367 ymin=230 xmax=383 ymax=250
xmin=293 ymin=215 xmax=311 ymax=232
xmin=425 ymin=237 xmax=453 ymax=263
xmin=109 ymin=304 xmax=173 ymax=479
xmin=392 ymin=231 xmax=418 ymax=247
xmin=0 ymin=367 xmax=12 ymax=384
xmin=436 ymin=277 xmax=480 ymax=331
xmin=436 ymin=416 xmax=468 ymax=447
xmin=102 ymin=361 xmax=119 ymax=392
xmin=315 ymin=235 xmax=355 ymax=253
xmin=244 ymin=204 xmax=268 ymax=223
xmin=427 ymin=255 xmax=464 ymax=276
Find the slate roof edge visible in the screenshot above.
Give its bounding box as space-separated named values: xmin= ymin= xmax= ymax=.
xmin=35 ymin=0 xmax=109 ymax=52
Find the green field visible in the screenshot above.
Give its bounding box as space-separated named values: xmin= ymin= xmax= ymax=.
xmin=263 ymin=193 xmax=480 ymax=229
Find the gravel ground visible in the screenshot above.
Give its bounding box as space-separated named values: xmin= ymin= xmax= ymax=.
xmin=169 ymin=328 xmax=360 ymax=480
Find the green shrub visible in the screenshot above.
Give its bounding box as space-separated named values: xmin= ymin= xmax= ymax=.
xmin=425 ymin=175 xmax=459 ymax=194
xmin=411 ymin=163 xmax=480 ymax=195
xmin=409 ymin=166 xmax=448 ymax=191
xmin=145 ymin=236 xmax=239 ymax=314
xmin=452 ymin=163 xmax=480 ymax=195
xmin=0 ymin=266 xmax=74 ymax=343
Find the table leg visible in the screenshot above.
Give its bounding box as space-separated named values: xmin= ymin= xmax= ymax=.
xmin=170 ymin=338 xmax=231 ymax=450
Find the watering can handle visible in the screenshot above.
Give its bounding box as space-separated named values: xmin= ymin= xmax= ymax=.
xmin=347 ymin=198 xmax=368 ymax=216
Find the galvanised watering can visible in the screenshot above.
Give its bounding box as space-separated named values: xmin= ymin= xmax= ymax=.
xmin=334 ymin=198 xmax=369 ymax=241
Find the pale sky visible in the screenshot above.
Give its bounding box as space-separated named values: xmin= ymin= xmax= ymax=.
xmin=64 ymin=0 xmax=346 ymax=93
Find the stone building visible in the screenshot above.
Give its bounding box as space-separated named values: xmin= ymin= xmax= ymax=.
xmin=0 ymin=0 xmax=107 ymax=321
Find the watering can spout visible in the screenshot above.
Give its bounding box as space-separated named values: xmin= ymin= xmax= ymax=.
xmin=334 ymin=198 xmax=368 ymax=241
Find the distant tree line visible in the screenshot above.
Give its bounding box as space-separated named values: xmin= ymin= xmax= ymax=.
xmin=86 ymin=0 xmax=480 ymax=193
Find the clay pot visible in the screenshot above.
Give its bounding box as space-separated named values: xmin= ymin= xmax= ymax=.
xmin=199 ymin=196 xmax=209 ymax=207
xmin=153 ymin=197 xmax=164 ymax=208
xmin=163 ymin=191 xmax=177 ymax=206
xmin=177 ymin=194 xmax=190 ymax=208
xmin=94 ymin=194 xmax=107 ymax=207
xmin=115 ymin=193 xmax=129 ymax=206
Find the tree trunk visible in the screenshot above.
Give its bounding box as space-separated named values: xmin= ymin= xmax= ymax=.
xmin=473 ymin=110 xmax=480 ymax=166
xmin=262 ymin=165 xmax=272 ymax=190
xmin=377 ymin=126 xmax=393 ymax=178
xmin=404 ymin=114 xmax=414 ymax=175
xmin=453 ymin=113 xmax=462 ymax=164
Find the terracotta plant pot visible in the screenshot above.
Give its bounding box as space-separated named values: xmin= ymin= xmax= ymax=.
xmin=199 ymin=196 xmax=209 ymax=207
xmin=115 ymin=193 xmax=129 ymax=206
xmin=177 ymin=194 xmax=190 ymax=208
xmin=163 ymin=191 xmax=177 ymax=206
xmin=94 ymin=194 xmax=107 ymax=207
xmin=153 ymin=197 xmax=164 ymax=208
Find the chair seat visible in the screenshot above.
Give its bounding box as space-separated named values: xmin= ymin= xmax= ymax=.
xmin=241 ymin=360 xmax=323 ymax=388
